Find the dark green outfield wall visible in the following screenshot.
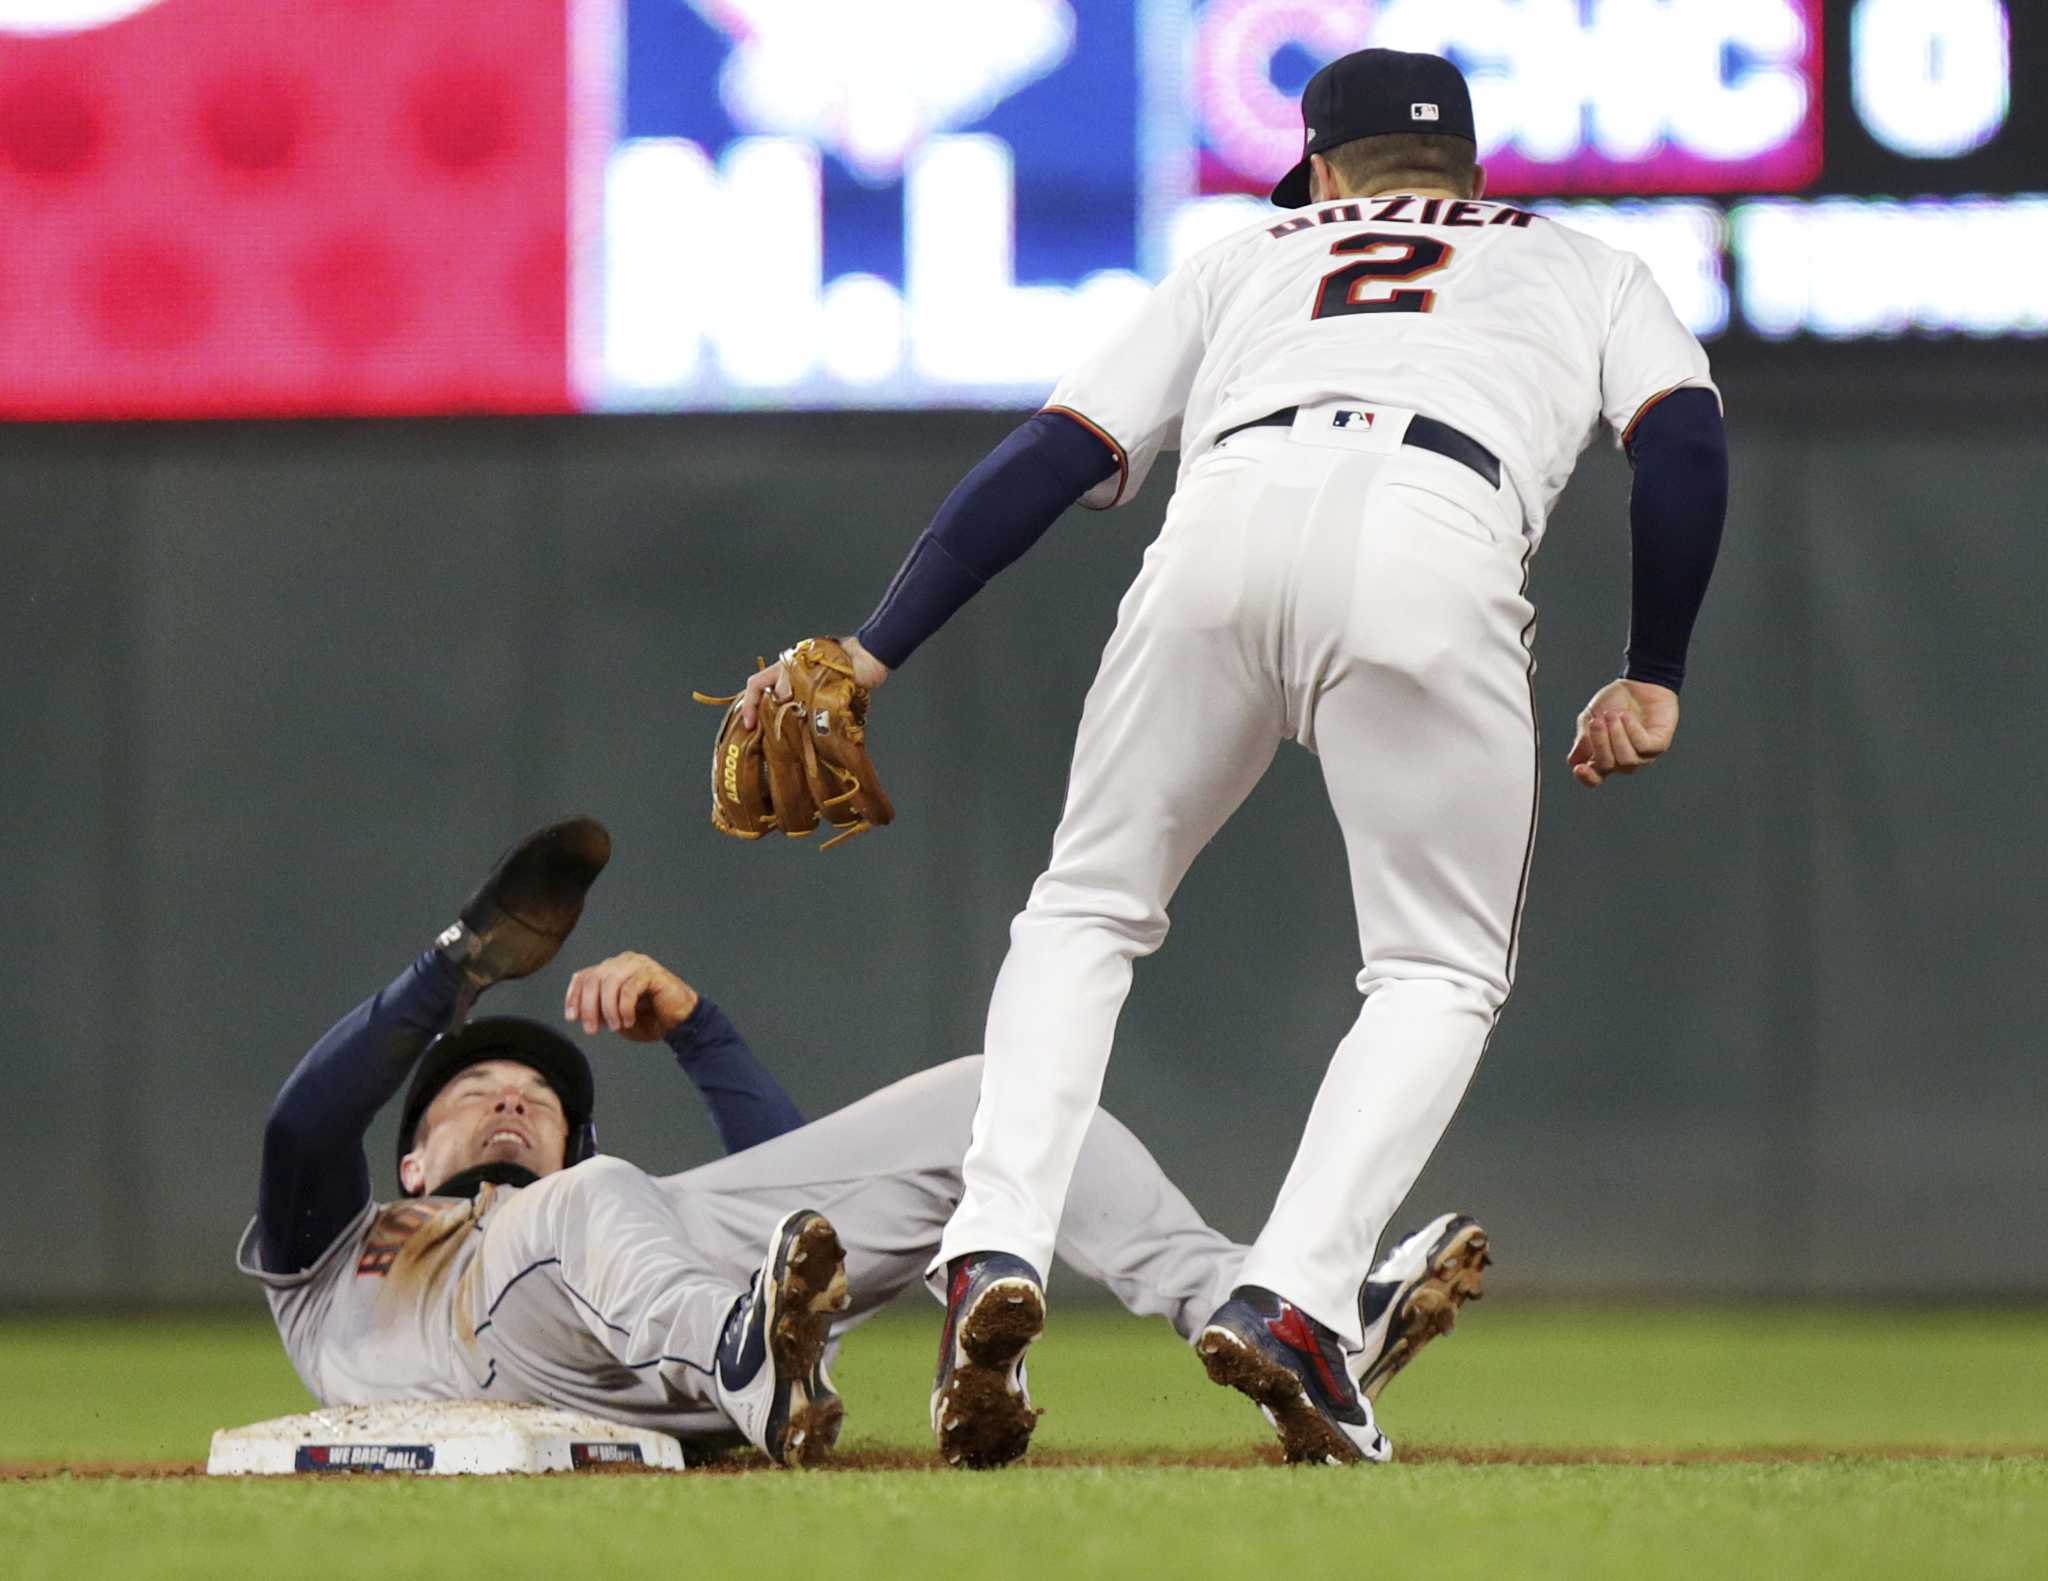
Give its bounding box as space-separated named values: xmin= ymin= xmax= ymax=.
xmin=5 ymin=359 xmax=2043 ymax=1303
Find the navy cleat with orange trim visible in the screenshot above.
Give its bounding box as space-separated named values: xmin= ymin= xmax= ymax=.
xmin=931 ymin=1253 xmax=1044 ymax=1469
xmin=1197 ymin=1286 xmax=1392 ymax=1465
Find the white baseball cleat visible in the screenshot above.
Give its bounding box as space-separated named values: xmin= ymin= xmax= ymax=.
xmin=1354 ymin=1212 xmax=1491 ymax=1403
xmin=712 ymin=1209 xmax=850 ymax=1467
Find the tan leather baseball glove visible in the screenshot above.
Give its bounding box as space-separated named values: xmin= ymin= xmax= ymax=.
xmin=693 ymin=638 xmax=894 ymax=850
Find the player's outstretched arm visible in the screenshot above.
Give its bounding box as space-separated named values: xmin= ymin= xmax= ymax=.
xmin=256 ymin=950 xmax=465 ymax=1271
xmin=1571 ymin=387 xmax=1727 ymax=790
xmin=564 ymin=950 xmax=804 ymax=1153
xmin=736 ymin=411 xmax=1117 ymax=727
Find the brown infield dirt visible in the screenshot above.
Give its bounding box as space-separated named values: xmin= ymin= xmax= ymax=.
xmin=5 ymin=1444 xmax=2045 ymax=1481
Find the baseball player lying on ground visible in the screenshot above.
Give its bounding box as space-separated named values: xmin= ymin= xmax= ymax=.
xmin=241 ymin=817 xmax=1487 ymax=1466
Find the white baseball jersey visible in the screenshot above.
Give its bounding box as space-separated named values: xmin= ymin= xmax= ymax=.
xmin=1046 ymin=194 xmax=1715 ymax=542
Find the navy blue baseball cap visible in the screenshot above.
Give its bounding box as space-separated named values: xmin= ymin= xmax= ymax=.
xmin=1272 ymin=48 xmax=1477 ymax=208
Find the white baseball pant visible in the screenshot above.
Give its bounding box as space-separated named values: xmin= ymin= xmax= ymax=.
xmin=938 ymin=407 xmax=1539 ymax=1347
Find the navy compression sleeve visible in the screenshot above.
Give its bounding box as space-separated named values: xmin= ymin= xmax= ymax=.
xmin=855 ymin=410 xmax=1120 ymax=670
xmin=256 ymin=949 xmax=463 ymax=1273
xmin=1621 ymin=387 xmax=1729 ymax=692
xmin=664 ymin=995 xmax=805 ymax=1154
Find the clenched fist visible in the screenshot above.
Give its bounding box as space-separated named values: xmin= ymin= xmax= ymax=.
xmin=1567 ymin=679 xmax=1679 ymax=789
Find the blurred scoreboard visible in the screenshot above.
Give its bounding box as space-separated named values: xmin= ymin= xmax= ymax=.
xmin=594 ymin=0 xmax=2039 ymax=410
xmin=0 ymin=0 xmax=2037 ymax=418
xmin=0 ymin=0 xmax=572 ymax=418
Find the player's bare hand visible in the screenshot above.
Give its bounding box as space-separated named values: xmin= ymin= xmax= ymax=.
xmin=739 ymin=659 xmax=788 ymax=730
xmin=563 ymin=951 xmax=701 ymax=1042
xmin=737 ymin=637 xmax=891 ymax=728
xmin=839 ymin=634 xmax=892 ymax=691
xmin=1567 ymin=679 xmax=1679 ymax=788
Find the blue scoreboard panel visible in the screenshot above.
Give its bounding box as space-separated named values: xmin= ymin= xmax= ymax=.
xmin=581 ymin=0 xmax=2039 ymax=410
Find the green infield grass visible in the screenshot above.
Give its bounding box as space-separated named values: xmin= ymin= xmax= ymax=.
xmin=2 ymin=1306 xmax=2044 ymax=1580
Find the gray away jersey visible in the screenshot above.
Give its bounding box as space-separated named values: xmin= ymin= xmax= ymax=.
xmin=237 ymin=1192 xmax=500 ymax=1407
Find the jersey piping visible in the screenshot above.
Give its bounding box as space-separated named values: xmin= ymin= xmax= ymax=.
xmin=1621 ymin=382 xmax=1710 ymax=449
xmin=1042 ymin=405 xmax=1129 ymax=509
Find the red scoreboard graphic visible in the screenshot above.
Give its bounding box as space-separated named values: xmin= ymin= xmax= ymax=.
xmin=0 ymin=0 xmax=570 ymax=418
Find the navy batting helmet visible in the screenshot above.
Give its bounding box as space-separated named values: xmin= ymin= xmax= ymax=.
xmin=396 ymin=1016 xmax=598 ymax=1191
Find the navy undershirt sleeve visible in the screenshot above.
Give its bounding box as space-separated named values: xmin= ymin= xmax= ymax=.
xmin=256 ymin=949 xmax=464 ymax=1274
xmin=663 ymin=995 xmax=805 ymax=1154
xmin=257 ymin=962 xmax=804 ymax=1273
xmin=856 ymin=410 xmax=1120 ymax=670
xmin=1621 ymin=387 xmax=1729 ymax=692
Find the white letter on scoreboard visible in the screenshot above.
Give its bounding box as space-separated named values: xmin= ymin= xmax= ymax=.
xmin=1664 ymin=0 xmax=1811 ymax=161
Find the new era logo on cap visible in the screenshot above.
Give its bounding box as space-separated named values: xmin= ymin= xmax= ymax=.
xmin=1411 ymin=102 xmax=1440 ymax=121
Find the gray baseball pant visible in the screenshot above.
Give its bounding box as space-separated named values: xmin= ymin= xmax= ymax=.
xmin=470 ymin=1056 xmax=1245 ymax=1440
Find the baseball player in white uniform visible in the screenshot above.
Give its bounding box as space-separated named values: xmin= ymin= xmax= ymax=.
xmin=245 ymin=817 xmax=1490 ymax=1466
xmin=740 ymin=47 xmax=1726 ymax=1468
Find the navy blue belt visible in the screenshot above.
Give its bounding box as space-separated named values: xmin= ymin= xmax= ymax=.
xmin=1216 ymin=407 xmax=1501 ymax=490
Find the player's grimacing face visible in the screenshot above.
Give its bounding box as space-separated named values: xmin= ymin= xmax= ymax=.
xmin=402 ymin=1058 xmax=570 ymax=1196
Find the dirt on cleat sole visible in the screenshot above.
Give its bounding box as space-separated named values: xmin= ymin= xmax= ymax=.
xmin=936 ymin=1281 xmax=1045 ymax=1470
xmin=936 ymin=1366 xmax=1040 ymax=1470
xmin=768 ymin=1218 xmax=851 ymax=1469
xmin=769 ymin=1219 xmax=850 ymax=1377
xmin=1359 ymin=1221 xmax=1492 ymax=1405
xmin=960 ymin=1281 xmax=1043 ymax=1372
xmin=798 ymin=1392 xmax=845 ymax=1459
xmin=1196 ymin=1328 xmax=1364 ymax=1467
xmin=778 ymin=1393 xmax=845 ymax=1469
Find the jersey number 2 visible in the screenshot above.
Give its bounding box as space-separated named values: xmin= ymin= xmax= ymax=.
xmin=1312 ymin=234 xmax=1454 ymax=318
